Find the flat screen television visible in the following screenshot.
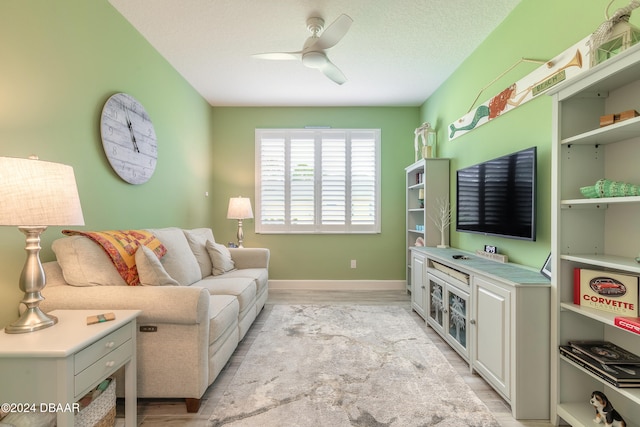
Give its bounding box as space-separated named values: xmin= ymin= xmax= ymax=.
xmin=456 ymin=146 xmax=537 ymax=241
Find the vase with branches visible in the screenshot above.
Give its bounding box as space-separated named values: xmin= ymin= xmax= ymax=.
xmin=428 ymin=197 xmax=451 ymax=248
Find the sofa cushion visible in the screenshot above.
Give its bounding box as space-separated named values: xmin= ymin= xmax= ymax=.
xmin=206 ymin=240 xmax=236 ymax=276
xmin=146 ymin=227 xmax=201 ymax=286
xmin=52 ymin=236 xmax=127 ymax=286
xmin=209 ymin=294 xmax=239 ymax=344
xmin=183 ymin=228 xmax=215 ymax=279
xmin=218 ymin=268 xmax=268 ymax=297
xmin=196 ymin=276 xmax=256 ymax=317
xmin=136 ymin=245 xmax=180 ymax=286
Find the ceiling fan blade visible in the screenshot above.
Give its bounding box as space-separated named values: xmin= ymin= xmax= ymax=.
xmin=313 ymin=14 xmax=353 ymax=50
xmin=252 ymin=51 xmax=302 ymax=60
xmin=320 ymin=59 xmax=347 ymax=85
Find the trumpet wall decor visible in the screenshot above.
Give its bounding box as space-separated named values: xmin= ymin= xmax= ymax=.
xmin=449 ymin=35 xmax=592 ymax=141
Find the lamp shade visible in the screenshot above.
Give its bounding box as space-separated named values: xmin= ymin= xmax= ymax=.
xmin=0 ymin=157 xmax=85 ymax=226
xmin=227 ymin=197 xmax=253 ymax=220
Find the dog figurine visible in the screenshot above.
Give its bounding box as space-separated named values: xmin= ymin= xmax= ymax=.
xmin=590 ymin=391 xmax=626 ymax=427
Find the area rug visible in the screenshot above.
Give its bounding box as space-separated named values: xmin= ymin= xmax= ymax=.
xmin=209 ymin=305 xmax=500 ymax=426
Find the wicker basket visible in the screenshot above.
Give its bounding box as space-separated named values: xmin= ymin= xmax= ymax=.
xmin=75 ymin=378 xmax=116 ymax=427
xmin=92 ymin=407 xmax=116 ymax=427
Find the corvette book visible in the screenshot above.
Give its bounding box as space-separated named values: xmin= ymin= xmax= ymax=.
xmin=568 ymin=340 xmax=640 ymax=365
xmin=573 ymin=268 xmax=638 ymax=316
xmin=614 ymin=316 xmax=640 ymax=335
xmin=559 ymin=346 xmax=640 ymax=387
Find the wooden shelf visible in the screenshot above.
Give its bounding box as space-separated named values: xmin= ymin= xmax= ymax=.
xmin=556 ymin=402 xmax=599 ymax=427
xmin=560 ymin=253 xmax=640 ymax=273
xmin=561 ymin=195 xmax=640 ymax=206
xmin=561 ymin=115 xmax=640 ymax=146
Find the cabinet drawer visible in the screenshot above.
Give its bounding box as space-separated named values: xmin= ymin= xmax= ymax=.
xmin=430 ymin=260 xmax=470 ymax=285
xmin=75 ymin=339 xmax=133 ymax=398
xmin=75 ymin=324 xmax=132 ymax=374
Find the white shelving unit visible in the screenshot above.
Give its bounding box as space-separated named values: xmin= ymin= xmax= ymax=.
xmin=550 ymin=43 xmax=640 ymax=426
xmin=405 ymin=158 xmax=449 ymax=293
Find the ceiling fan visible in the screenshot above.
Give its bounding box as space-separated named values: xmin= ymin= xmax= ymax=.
xmin=253 ymin=14 xmax=353 ymax=85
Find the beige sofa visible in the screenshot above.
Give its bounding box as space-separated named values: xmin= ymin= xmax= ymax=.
xmin=39 ymin=227 xmax=269 ymax=412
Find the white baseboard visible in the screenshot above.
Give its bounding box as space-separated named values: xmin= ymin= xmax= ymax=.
xmin=268 ymin=280 xmax=407 ymax=291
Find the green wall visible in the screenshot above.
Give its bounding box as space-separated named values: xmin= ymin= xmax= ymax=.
xmin=210 ymin=107 xmax=419 ymax=280
xmin=0 ymin=1 xmax=214 ymax=328
xmin=421 ymin=0 xmax=640 ymax=267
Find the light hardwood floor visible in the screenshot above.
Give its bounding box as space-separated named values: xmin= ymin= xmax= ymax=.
xmin=117 ymin=290 xmax=554 ymax=426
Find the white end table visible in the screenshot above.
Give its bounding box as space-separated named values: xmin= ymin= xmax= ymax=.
xmin=0 ymin=309 xmax=140 ymax=426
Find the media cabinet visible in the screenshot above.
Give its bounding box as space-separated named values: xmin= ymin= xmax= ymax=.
xmin=410 ymin=246 xmax=550 ymax=419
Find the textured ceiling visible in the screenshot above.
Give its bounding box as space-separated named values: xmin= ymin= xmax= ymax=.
xmin=108 ymin=0 xmax=522 ymax=107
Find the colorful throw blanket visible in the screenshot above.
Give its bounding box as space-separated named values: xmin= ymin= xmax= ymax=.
xmin=62 ymin=229 xmax=167 ymax=286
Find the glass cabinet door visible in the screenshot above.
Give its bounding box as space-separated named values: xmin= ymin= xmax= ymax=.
xmin=447 ymin=285 xmax=469 ymax=358
xmin=428 ymin=275 xmax=444 ymax=333
xmin=426 ymin=272 xmax=470 ymax=361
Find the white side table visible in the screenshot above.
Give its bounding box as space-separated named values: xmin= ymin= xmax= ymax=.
xmin=0 ymin=309 xmax=140 ymax=426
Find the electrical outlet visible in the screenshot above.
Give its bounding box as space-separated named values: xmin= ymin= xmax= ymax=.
xmin=350 ymin=259 xmax=357 ymax=269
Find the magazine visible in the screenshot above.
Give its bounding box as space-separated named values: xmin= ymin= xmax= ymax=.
xmin=568 ymin=340 xmax=640 ymax=365
xmin=560 ymin=346 xmax=640 ymax=387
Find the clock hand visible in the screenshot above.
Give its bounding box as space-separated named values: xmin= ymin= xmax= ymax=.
xmin=124 ymin=109 xmax=140 ymax=153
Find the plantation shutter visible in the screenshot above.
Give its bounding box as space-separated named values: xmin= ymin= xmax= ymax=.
xmin=255 ymin=128 xmax=380 ymax=234
xmin=351 ymin=131 xmax=377 ymax=227
xmin=258 ymin=132 xmax=286 ymax=226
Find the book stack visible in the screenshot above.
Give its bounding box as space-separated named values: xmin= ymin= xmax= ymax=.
xmin=560 ymin=341 xmax=640 ymax=388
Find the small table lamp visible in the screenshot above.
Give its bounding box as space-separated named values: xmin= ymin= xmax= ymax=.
xmin=0 ymin=156 xmax=84 ymax=333
xmin=227 ymin=197 xmax=253 ymax=248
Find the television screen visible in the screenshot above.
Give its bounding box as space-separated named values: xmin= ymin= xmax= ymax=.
xmin=456 ymin=146 xmax=536 ymax=241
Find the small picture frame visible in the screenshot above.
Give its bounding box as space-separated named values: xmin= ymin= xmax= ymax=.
xmin=540 ymin=253 xmax=552 ymax=279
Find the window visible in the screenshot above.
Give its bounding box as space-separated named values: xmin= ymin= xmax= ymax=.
xmin=255 ymin=128 xmax=380 ymax=234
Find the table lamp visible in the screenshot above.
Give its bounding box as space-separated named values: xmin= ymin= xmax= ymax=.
xmin=0 ymin=156 xmax=84 ymax=333
xmin=227 ymin=197 xmax=253 ymax=248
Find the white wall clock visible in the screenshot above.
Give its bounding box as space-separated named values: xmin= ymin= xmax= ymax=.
xmin=100 ymin=93 xmax=157 ymax=184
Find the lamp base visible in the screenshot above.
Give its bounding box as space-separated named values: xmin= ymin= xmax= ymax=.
xmin=5 ymin=308 xmax=57 ymax=334
xmin=4 ymin=226 xmax=56 ymax=334
xmin=237 ymin=219 xmax=245 ymax=248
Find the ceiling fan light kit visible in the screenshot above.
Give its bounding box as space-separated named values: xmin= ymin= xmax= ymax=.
xmin=253 ymin=14 xmax=353 ymax=85
xmin=301 ymin=51 xmax=327 ymax=68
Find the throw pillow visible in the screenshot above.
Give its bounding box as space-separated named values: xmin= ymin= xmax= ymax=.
xmin=144 ymin=227 xmax=202 ymax=285
xmin=206 ymin=240 xmax=236 ymax=276
xmin=61 ymin=229 xmax=167 ymax=286
xmin=183 ymin=228 xmax=215 ymax=279
xmin=135 ymin=245 xmax=179 ymax=286
xmin=52 ymin=236 xmax=128 ymax=286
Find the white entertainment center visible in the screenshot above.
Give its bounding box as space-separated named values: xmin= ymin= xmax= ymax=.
xmin=410 ymin=246 xmax=550 ymax=420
